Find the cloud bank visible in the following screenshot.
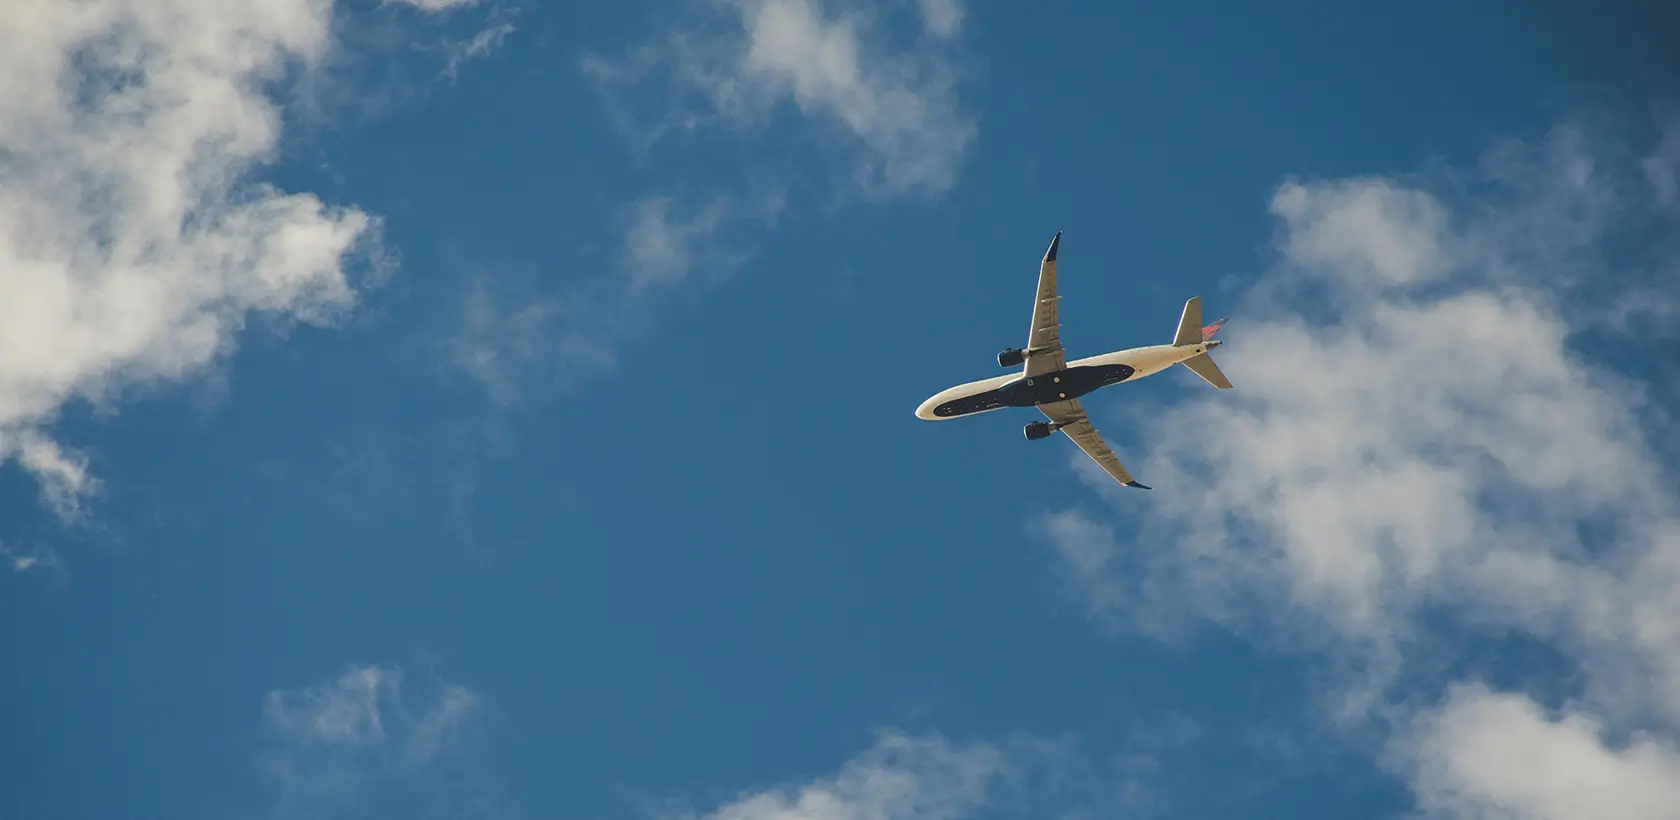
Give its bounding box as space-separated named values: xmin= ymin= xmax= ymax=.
xmin=1038 ymin=116 xmax=1680 ymax=818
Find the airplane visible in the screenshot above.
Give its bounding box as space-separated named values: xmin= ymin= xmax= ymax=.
xmin=914 ymin=232 xmax=1232 ymax=490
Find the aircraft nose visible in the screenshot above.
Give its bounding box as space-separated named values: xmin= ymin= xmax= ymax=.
xmin=915 ymin=396 xmax=940 ymax=420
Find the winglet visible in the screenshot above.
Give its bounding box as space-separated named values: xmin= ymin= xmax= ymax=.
xmin=1124 ymin=480 xmax=1152 ymax=490
xmin=1045 ymin=231 xmax=1062 ymax=262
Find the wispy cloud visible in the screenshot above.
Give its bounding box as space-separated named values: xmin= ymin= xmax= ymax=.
xmin=4 ymin=432 xmax=101 ymax=523
xmin=662 ymin=731 xmax=1040 ymax=820
xmin=440 ymin=190 xmax=782 ymax=407
xmin=439 ymin=18 xmax=515 ymax=82
xmin=667 ymin=725 xmax=1214 ymax=820
xmin=385 ymin=0 xmax=486 ymax=10
xmin=1035 ymin=116 xmax=1680 ymax=818
xmin=400 ymin=0 xmax=519 ymax=84
xmin=1646 ymin=117 xmax=1680 ymax=208
xmin=582 ymin=0 xmax=978 ymax=201
xmin=257 ymin=664 xmax=507 ymax=819
xmin=621 ymin=194 xmax=754 ymax=293
xmin=0 ymin=0 xmax=491 ymax=524
xmin=917 ymin=0 xmax=964 ymax=39
xmin=442 ymin=268 xmax=612 ymax=410
xmin=0 ymin=541 xmax=63 ymax=575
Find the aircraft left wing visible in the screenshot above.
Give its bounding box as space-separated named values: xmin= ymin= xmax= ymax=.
xmin=1024 ymin=232 xmax=1066 ymax=378
xmin=1039 ymin=399 xmax=1151 ymax=489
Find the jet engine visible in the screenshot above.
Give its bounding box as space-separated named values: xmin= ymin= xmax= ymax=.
xmin=997 ymin=347 xmax=1025 ymax=368
xmin=1023 ymin=421 xmax=1056 ymax=440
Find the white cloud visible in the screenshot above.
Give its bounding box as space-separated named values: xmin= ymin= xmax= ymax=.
xmin=1406 ymin=686 xmax=1680 ymax=820
xmin=258 ymin=664 xmax=497 ymax=819
xmin=0 ymin=0 xmax=365 ymax=519
xmin=683 ymin=732 xmax=1008 ymax=820
xmin=1268 ymin=178 xmax=1450 ymax=288
xmin=1036 ymin=119 xmax=1680 ymax=818
xmin=0 ymin=0 xmax=500 ymax=524
xmin=582 ymin=0 xmax=977 ymax=200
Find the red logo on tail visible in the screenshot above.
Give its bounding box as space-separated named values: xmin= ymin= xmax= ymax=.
xmin=1201 ymin=317 xmax=1228 ymax=341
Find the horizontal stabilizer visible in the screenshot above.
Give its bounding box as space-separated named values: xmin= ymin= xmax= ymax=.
xmin=1181 ymin=352 xmax=1233 ymax=389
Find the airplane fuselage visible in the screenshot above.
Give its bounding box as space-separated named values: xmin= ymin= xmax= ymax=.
xmin=915 ymin=341 xmax=1219 ymax=421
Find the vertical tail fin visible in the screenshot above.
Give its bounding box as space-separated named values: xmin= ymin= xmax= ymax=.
xmin=1201 ymin=316 xmax=1228 ymax=341
xmin=1172 ymin=297 xmax=1203 ymax=346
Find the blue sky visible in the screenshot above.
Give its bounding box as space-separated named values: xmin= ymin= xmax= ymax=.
xmin=4 ymin=2 xmax=1680 ymax=819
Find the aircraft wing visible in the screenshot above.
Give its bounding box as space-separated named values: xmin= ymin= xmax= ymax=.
xmin=1039 ymin=399 xmax=1151 ymax=489
xmin=1024 ymin=232 xmax=1066 ymax=378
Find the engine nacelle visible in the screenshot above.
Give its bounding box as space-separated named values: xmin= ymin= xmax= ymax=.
xmin=1024 ymin=421 xmax=1056 ymax=440
xmin=997 ymin=347 xmax=1025 ymax=368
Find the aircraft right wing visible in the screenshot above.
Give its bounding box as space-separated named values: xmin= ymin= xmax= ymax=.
xmin=1024 ymin=232 xmax=1066 ymax=378
xmin=1039 ymin=399 xmax=1151 ymax=490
